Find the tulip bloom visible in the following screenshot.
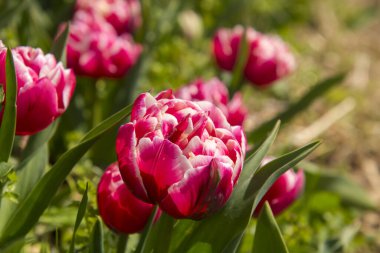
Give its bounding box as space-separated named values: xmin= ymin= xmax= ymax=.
xmin=175 ymin=78 xmax=247 ymax=126
xmin=66 ymin=11 xmax=142 ymax=78
xmin=116 ymin=90 xmax=246 ymax=219
xmin=253 ymin=157 xmax=305 ymax=216
xmin=213 ymin=26 xmax=296 ymax=87
xmin=0 ymin=41 xmax=76 ymax=135
xmin=76 ymin=0 xmax=141 ymax=34
xmin=97 ymin=163 xmax=158 ymax=234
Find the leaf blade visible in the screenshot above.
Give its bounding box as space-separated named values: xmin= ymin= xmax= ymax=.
xmin=0 ymin=48 xmax=17 ymax=163
xmin=69 ymin=183 xmax=88 ymax=253
xmin=252 ymin=202 xmax=289 ymax=253
xmin=89 ymin=217 xmax=104 ymax=253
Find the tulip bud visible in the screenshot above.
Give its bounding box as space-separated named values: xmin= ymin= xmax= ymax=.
xmin=253 ymin=157 xmax=305 ymax=216
xmin=175 ymin=78 xmax=247 ymax=126
xmin=116 ymin=90 xmax=246 ymax=219
xmin=97 ymin=163 xmax=158 ymax=234
xmin=0 ymin=41 xmax=76 ymax=135
xmin=76 ymin=0 xmax=141 ymax=34
xmin=212 ymin=26 xmax=296 ymax=87
xmin=66 ymin=11 xmax=142 ymax=78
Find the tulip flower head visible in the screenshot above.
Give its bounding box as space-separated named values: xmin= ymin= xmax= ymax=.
xmin=213 ymin=26 xmax=296 ymax=87
xmin=253 ymin=157 xmax=305 ymax=216
xmin=76 ymin=0 xmax=141 ymax=34
xmin=66 ymin=11 xmax=142 ymax=78
xmin=0 ymin=41 xmax=76 ymax=135
xmin=97 ymin=163 xmax=158 ymax=234
xmin=175 ymin=78 xmax=247 ymax=126
xmin=116 ymin=90 xmax=246 ymax=219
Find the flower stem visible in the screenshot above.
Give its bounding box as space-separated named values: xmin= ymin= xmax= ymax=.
xmin=116 ymin=234 xmax=129 ymax=253
xmin=135 ymin=205 xmax=159 ymax=253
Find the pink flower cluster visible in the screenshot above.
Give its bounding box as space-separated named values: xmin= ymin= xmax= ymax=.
xmin=213 ymin=26 xmax=296 ymax=87
xmin=0 ymin=41 xmax=76 ymax=135
xmin=175 ymin=78 xmax=247 ymax=126
xmin=66 ymin=0 xmax=142 ymax=78
xmin=76 ymin=0 xmax=141 ymax=34
xmin=115 ymin=90 xmax=246 ymax=219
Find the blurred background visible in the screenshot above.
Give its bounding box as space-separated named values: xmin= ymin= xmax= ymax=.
xmin=0 ymin=0 xmax=379 ymax=252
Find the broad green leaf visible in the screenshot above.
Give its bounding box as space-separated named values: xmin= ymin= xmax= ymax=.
xmin=252 ymin=202 xmax=289 ymax=253
xmin=89 ymin=218 xmax=104 ymax=253
xmin=51 ymin=22 xmax=70 ymax=66
xmin=302 ymin=162 xmax=377 ymax=211
xmin=171 ymin=122 xmax=281 ymax=253
xmin=0 ymin=48 xmax=17 ymax=163
xmin=0 ymin=144 xmax=48 ymax=233
xmin=0 ymin=104 xmax=132 ymax=248
xmin=248 ymin=73 xmax=346 ymax=143
xmin=69 ymin=183 xmax=88 ymax=253
xmin=143 ymin=212 xmax=176 ymax=253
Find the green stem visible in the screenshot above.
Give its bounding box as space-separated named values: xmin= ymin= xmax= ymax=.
xmin=135 ymin=205 xmax=158 ymax=253
xmin=116 ymin=234 xmax=129 ymax=253
xmin=146 ymin=213 xmax=175 ymax=253
xmin=92 ymin=81 xmax=103 ymax=127
xmin=229 ymin=27 xmax=249 ymax=97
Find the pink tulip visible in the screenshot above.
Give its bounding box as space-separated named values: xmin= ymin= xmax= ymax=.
xmin=76 ymin=0 xmax=141 ymax=34
xmin=0 ymin=41 xmax=76 ymax=135
xmin=116 ymin=90 xmax=246 ymax=219
xmin=212 ymin=26 xmax=296 ymax=87
xmin=253 ymin=157 xmax=305 ymax=216
xmin=97 ymin=163 xmax=158 ymax=234
xmin=66 ymin=11 xmax=142 ymax=78
xmin=175 ymin=78 xmax=247 ymax=126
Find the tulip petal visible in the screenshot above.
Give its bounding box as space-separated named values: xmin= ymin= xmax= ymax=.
xmin=15 ymin=78 xmax=59 ymax=135
xmin=116 ymin=123 xmax=150 ymax=202
xmin=137 ymin=137 xmax=192 ymax=201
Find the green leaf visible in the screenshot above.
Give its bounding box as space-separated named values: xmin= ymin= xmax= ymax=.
xmin=171 ymin=122 xmax=281 ymax=253
xmin=69 ymin=183 xmax=88 ymax=253
xmin=173 ymin=139 xmax=320 ymax=253
xmin=0 ymin=48 xmax=17 ymax=163
xmin=51 ymin=22 xmax=70 ymax=66
xmin=143 ymin=212 xmax=176 ymax=253
xmin=303 ymin=162 xmax=377 ymax=211
xmin=252 ymin=202 xmax=289 ymax=253
xmin=0 ymin=144 xmax=48 ymax=233
xmin=0 ymin=162 xmax=13 ymax=179
xmin=248 ymin=73 xmax=346 ymax=143
xmin=89 ymin=217 xmax=104 ymax=253
xmin=0 ymin=103 xmax=132 ymax=248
